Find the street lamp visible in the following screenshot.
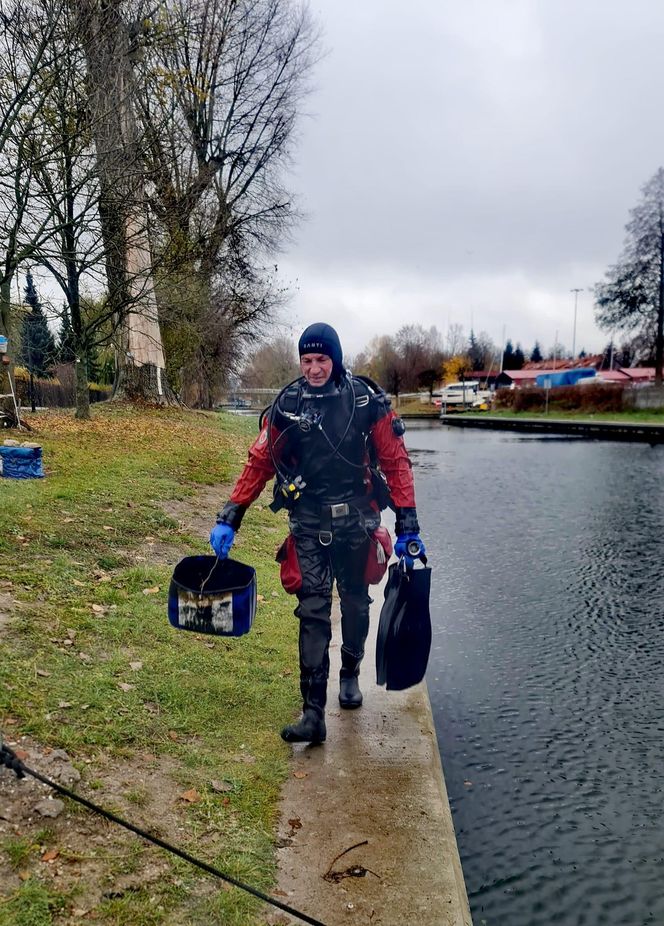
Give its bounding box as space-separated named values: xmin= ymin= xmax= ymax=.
xmin=570 ymin=288 xmax=582 ymax=359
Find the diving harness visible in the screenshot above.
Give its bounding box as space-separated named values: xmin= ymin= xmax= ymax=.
xmin=261 ymin=372 xmax=404 ymax=515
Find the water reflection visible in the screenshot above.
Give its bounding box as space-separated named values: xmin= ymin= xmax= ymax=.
xmin=407 ymin=422 xmax=664 ymax=926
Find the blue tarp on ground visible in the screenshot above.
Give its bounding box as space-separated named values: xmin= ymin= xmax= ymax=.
xmin=536 ymin=368 xmax=597 ymax=388
xmin=0 ymin=446 xmax=44 ymax=478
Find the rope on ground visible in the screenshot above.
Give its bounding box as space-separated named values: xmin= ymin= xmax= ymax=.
xmin=0 ymin=739 xmax=327 ymax=926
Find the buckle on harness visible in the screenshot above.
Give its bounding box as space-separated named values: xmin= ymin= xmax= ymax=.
xmin=330 ymin=503 xmax=349 ymax=518
xmin=318 ymin=531 xmax=333 ymax=546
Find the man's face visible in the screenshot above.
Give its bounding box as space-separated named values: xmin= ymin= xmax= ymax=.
xmin=300 ymin=353 xmax=334 ymax=387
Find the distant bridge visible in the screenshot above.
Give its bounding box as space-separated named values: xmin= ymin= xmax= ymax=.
xmin=217 ymin=387 xmax=428 ymax=411
xmin=217 ymin=387 xmax=281 ymax=410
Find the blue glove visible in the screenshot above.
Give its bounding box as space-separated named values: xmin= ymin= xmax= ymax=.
xmin=395 ymin=532 xmax=426 ymax=568
xmin=210 ymin=523 xmax=235 ymax=559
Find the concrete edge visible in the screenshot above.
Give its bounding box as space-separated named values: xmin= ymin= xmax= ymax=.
xmin=419 ymin=681 xmax=473 ymax=925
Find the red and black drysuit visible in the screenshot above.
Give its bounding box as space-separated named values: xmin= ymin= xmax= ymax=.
xmin=217 ymin=373 xmax=419 ymax=718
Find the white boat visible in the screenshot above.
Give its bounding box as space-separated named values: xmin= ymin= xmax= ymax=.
xmin=437 ymin=380 xmax=492 ymax=409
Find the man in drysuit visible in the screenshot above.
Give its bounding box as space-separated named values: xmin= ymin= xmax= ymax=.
xmin=210 ymin=323 xmax=424 ymax=744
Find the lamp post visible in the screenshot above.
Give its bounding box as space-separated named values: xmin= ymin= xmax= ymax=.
xmin=570 ymin=288 xmax=582 ymax=359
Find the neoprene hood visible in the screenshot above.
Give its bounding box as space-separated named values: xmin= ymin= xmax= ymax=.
xmin=298 ymin=323 xmax=344 ymax=375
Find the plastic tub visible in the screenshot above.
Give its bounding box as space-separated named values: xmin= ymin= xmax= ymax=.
xmin=168 ymin=555 xmax=257 ymax=637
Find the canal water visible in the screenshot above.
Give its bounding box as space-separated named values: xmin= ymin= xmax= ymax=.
xmin=406 ymin=422 xmax=664 ymax=926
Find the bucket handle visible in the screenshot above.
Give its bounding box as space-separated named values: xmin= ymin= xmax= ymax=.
xmin=199 ymin=556 xmax=221 ymax=597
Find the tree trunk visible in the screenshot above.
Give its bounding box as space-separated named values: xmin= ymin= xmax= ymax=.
xmin=0 ymin=277 xmax=19 ymax=426
xmin=657 ymin=231 xmax=664 ymax=387
xmin=74 ymin=355 xmax=90 ymax=420
xmin=73 ymin=0 xmax=167 ymax=402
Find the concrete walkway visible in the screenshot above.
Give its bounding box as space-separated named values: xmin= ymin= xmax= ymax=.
xmin=272 ymin=593 xmax=472 ymax=926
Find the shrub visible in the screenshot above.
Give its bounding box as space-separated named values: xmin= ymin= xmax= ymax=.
xmin=495 ymin=383 xmax=625 ymax=414
xmin=12 ymin=362 xmax=112 ymax=408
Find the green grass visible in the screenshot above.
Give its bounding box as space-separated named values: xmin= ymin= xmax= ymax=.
xmin=0 ymin=403 xmax=300 ymax=924
xmin=0 ymin=879 xmax=69 ymax=926
xmin=486 ymin=407 xmax=664 ymax=423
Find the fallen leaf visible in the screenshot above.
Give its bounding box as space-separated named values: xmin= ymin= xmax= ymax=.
xmin=103 ymin=525 xmax=114 ymax=531
xmin=293 ymin=770 xmax=308 ymax=779
xmin=36 ymin=669 xmax=51 ymax=677
xmin=256 ymin=594 xmax=265 ymax=602
xmin=287 ymin=817 xmax=302 ymax=830
xmin=72 ymin=579 xmax=85 ymax=587
xmin=180 ymin=788 xmax=201 ymax=803
xmin=78 ymin=653 xmax=91 ymax=662
xmin=14 ymin=748 xmax=28 ymax=760
xmin=142 ymin=587 xmax=160 ymax=595
xmin=117 ymin=682 xmax=135 ymax=692
xmin=167 ymin=730 xmax=178 ymax=741
xmin=129 ymin=661 xmax=143 ymax=671
xmin=58 ymin=702 xmax=73 ymax=709
xmin=63 ymin=517 xmax=75 ymax=523
xmin=41 ymin=849 xmax=59 ymax=862
xmin=210 ymin=779 xmax=234 ymax=793
xmin=91 ymin=604 xmax=106 ymax=614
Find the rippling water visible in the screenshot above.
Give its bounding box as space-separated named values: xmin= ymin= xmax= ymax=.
xmin=406 ymin=422 xmax=664 ymax=926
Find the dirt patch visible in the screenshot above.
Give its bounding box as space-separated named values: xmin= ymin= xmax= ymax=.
xmin=0 ymin=735 xmax=213 ymax=921
xmin=0 ymin=589 xmax=17 ymax=637
xmin=161 ymin=483 xmax=231 ymax=540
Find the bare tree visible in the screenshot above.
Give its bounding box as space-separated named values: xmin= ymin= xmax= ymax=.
xmin=22 ymin=2 xmax=111 ymax=418
xmin=133 ymin=0 xmax=318 ymax=405
xmin=445 ymin=322 xmax=467 ymax=358
xmin=0 ymin=0 xmax=70 ymax=422
xmin=72 ymin=0 xmax=168 ymax=401
xmin=595 ymin=166 xmax=664 ymax=386
xmin=240 ymin=332 xmax=298 ymax=387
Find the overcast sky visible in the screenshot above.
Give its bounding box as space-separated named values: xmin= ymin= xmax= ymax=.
xmin=278 ymin=0 xmax=664 ymax=360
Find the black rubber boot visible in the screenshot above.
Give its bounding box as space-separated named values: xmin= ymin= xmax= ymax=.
xmin=281 ymin=676 xmax=327 ymax=744
xmin=339 ymin=648 xmax=363 ymax=709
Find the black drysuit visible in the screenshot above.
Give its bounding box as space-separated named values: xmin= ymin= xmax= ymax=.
xmin=218 ymin=373 xmax=419 ymax=719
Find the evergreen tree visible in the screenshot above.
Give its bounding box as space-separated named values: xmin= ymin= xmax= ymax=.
xmin=468 ymin=329 xmax=485 ymax=371
xmin=86 ymin=344 xmax=102 ymax=384
xmin=513 ymin=343 xmax=525 ymax=369
xmin=19 ymin=272 xmax=56 ymax=378
xmin=530 ymin=341 xmax=543 ymax=362
xmin=595 ymin=166 xmax=664 ymax=385
xmin=502 ymin=339 xmax=518 ymax=370
xmin=57 ymin=306 xmax=77 ymax=363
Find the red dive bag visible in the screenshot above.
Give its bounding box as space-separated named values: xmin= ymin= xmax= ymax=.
xmin=364 ymin=526 xmax=393 ymax=585
xmin=276 ymin=534 xmax=302 ymax=594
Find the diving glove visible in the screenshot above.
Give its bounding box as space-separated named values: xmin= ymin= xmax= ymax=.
xmin=210 ymin=523 xmax=235 ymax=559
xmin=395 ymin=532 xmax=426 ymax=568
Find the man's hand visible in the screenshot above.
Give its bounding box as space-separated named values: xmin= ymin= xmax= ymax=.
xmin=395 ymin=532 xmax=426 ymax=568
xmin=210 ymin=523 xmax=235 ymax=559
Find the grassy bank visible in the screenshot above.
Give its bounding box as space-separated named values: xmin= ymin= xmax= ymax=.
xmin=0 ymin=405 xmax=299 ymax=925
xmin=484 ymin=408 xmax=664 ymax=424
